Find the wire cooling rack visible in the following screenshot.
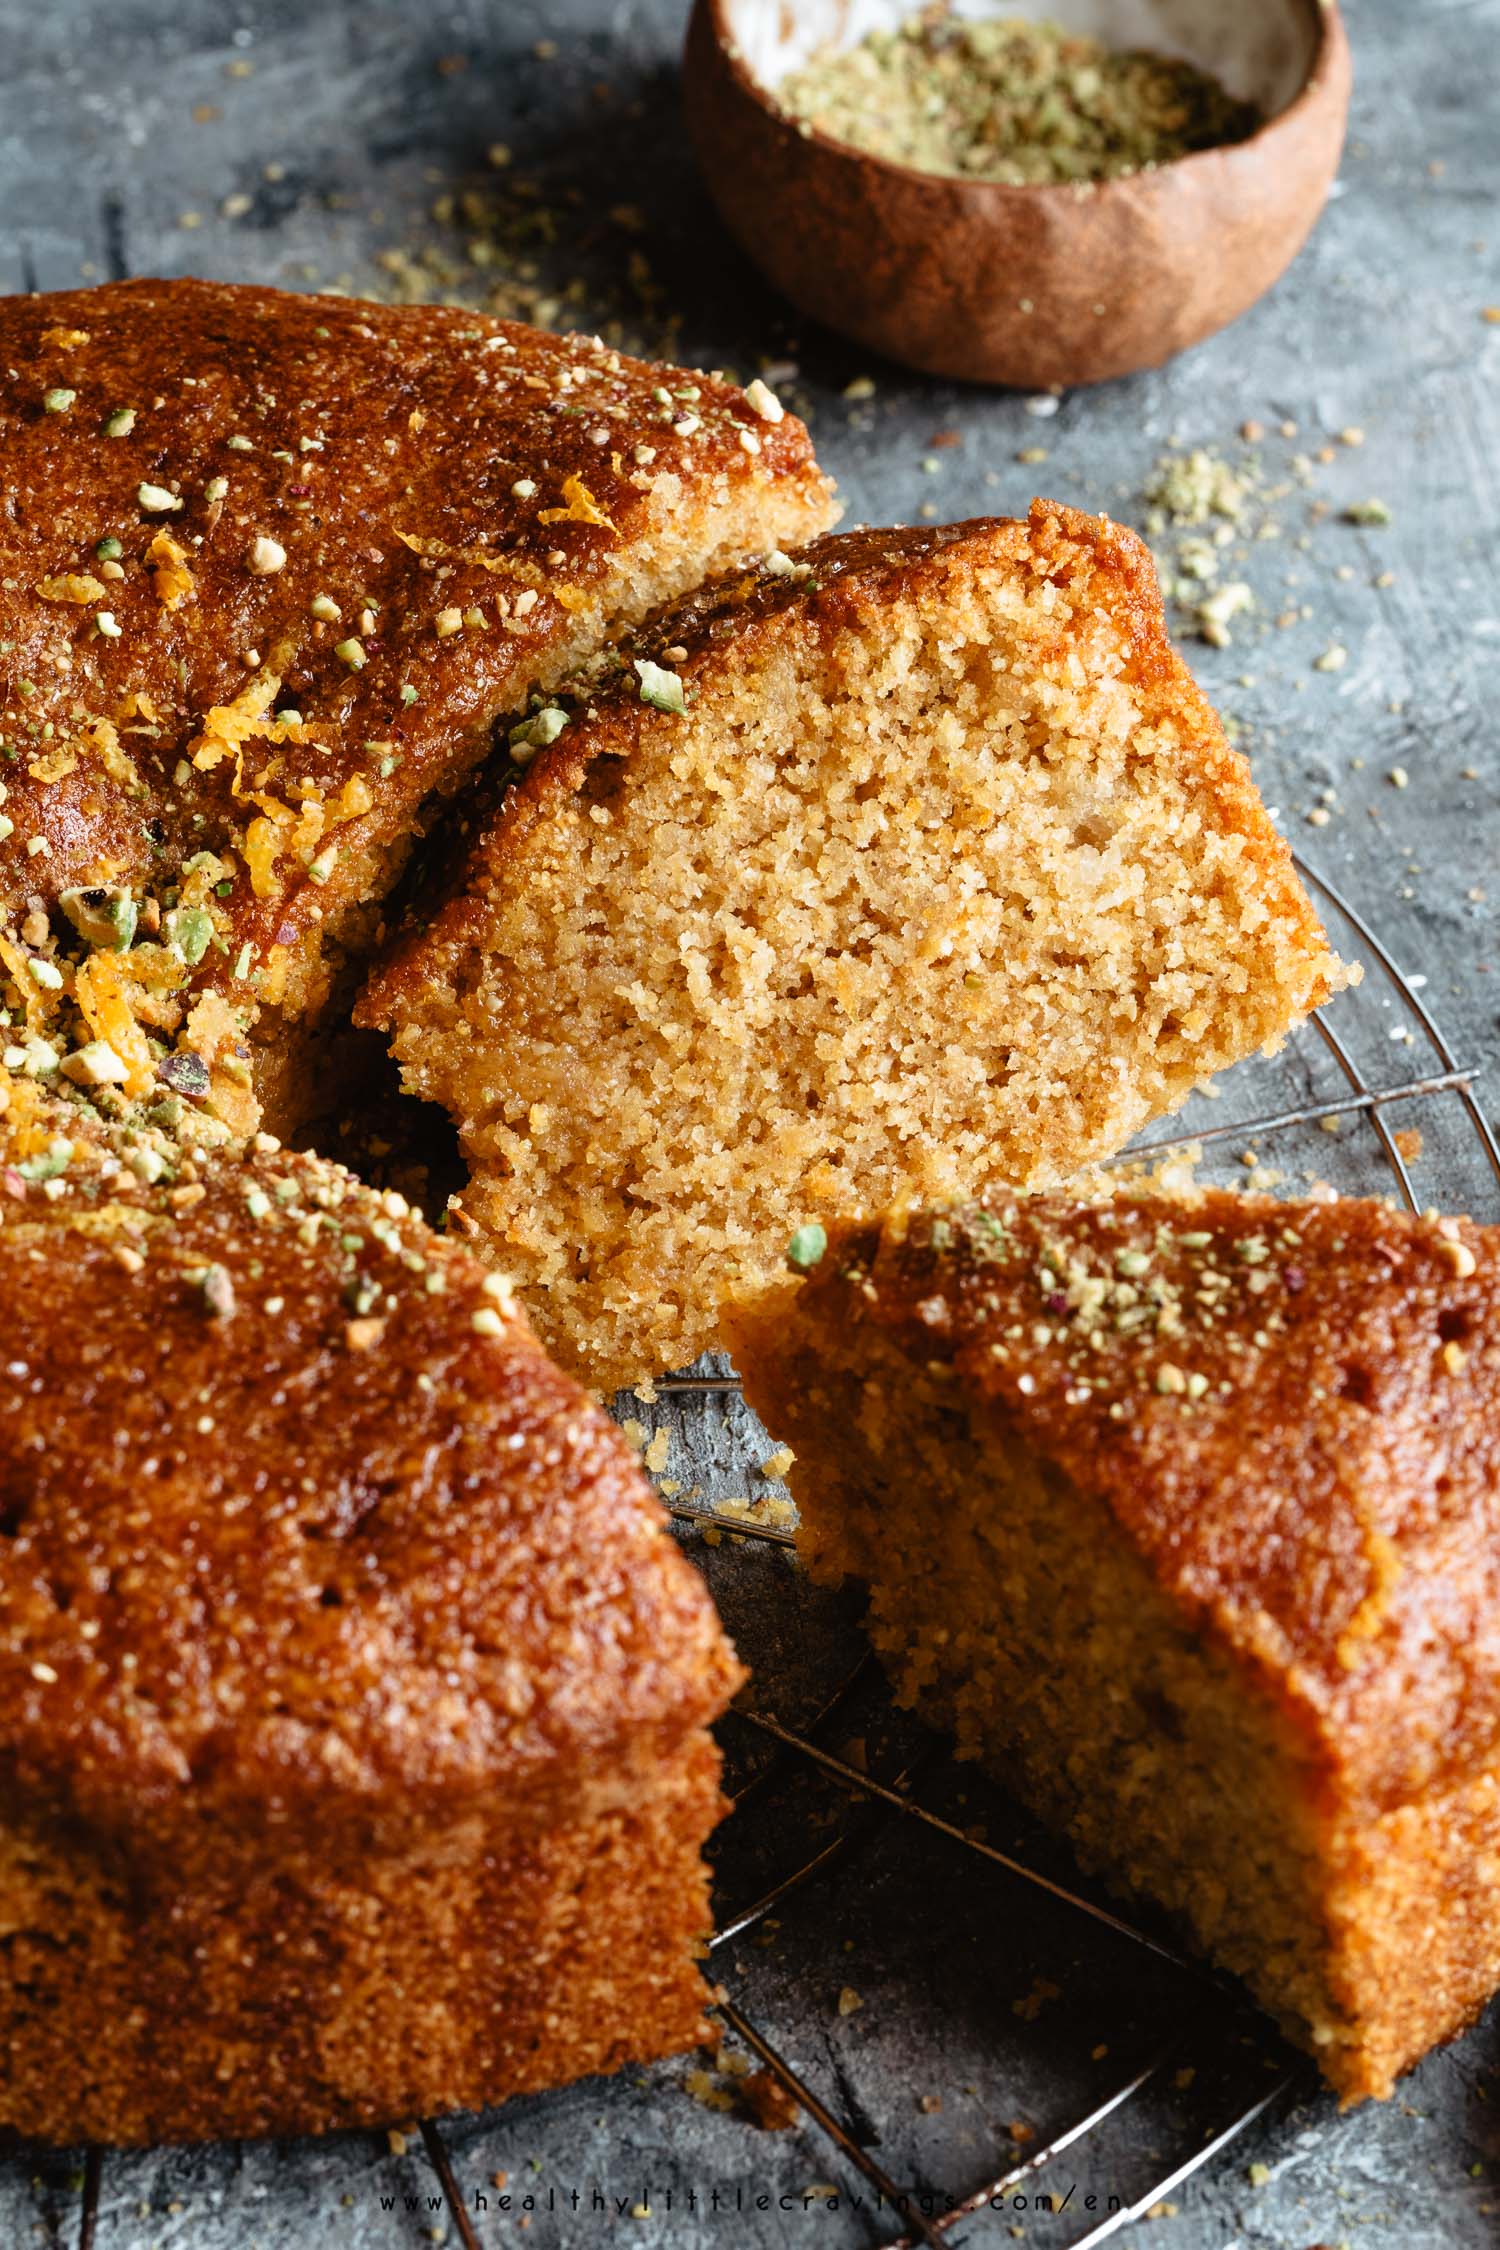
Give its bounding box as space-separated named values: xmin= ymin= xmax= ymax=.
xmin=65 ymin=858 xmax=1500 ymax=2250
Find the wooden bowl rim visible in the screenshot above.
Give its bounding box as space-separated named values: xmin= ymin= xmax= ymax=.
xmin=697 ymin=0 xmax=1349 ymax=206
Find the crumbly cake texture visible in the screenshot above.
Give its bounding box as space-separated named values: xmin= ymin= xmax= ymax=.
xmin=0 ymin=1071 xmax=743 ymax=2144
xmin=723 ymin=1186 xmax=1500 ymax=2104
xmin=0 ymin=278 xmax=835 ymax=1141
xmin=360 ymin=503 xmax=1349 ymax=1392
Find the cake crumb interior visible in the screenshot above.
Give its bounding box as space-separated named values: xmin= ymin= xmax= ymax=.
xmin=379 ymin=518 xmax=1345 ymax=1389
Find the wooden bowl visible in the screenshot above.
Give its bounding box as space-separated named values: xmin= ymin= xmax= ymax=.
xmin=683 ymin=0 xmax=1351 ymax=389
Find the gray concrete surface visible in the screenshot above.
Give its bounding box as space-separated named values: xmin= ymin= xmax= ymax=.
xmin=1 ymin=0 xmax=1498 ymax=2243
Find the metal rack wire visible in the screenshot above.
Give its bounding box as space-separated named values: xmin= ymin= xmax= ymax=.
xmin=67 ymin=860 xmax=1499 ymax=2249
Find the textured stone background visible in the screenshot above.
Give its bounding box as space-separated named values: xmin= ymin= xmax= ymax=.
xmin=1 ymin=0 xmax=1499 ymax=2243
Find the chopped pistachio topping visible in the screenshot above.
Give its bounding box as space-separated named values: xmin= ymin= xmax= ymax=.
xmin=163 ymin=904 xmax=214 ymax=966
xmin=334 ymin=637 xmax=366 ymax=670
xmin=309 ymin=591 xmax=342 ymax=622
xmin=95 ymin=535 xmax=123 ymax=562
xmin=508 ymin=705 xmax=570 ymax=762
xmin=61 ymin=1040 xmax=129 ymax=1088
xmin=95 ymin=611 xmax=122 ymax=639
xmin=245 ymin=533 xmax=287 ymax=575
xmin=634 ymin=656 xmax=687 ymax=714
xmin=43 ymin=387 xmax=76 ymax=414
xmin=137 ymin=481 xmax=182 ymax=514
xmin=9 ymin=1035 xmax=59 ymax=1077
xmin=743 ymin=377 xmax=784 ymax=423
xmin=103 ymin=406 xmax=137 ymax=437
xmin=159 ymin=1050 xmax=212 ymax=1099
xmin=60 ymin=883 xmax=137 ymax=952
xmin=788 ymin=1222 xmax=828 ymax=1271
xmin=194 ymin=1264 xmax=237 ymax=1320
xmin=17 ymin=1136 xmax=73 ymax=1181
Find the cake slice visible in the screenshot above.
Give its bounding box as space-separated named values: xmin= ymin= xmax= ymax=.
xmin=0 ymin=278 xmax=834 ymax=1139
xmin=0 ymin=1070 xmax=742 ymax=2144
xmin=723 ymin=1185 xmax=1500 ymax=2103
xmin=359 ymin=504 xmax=1349 ymax=1391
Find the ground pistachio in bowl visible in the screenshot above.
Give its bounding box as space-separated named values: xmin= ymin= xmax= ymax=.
xmin=774 ymin=7 xmax=1262 ymax=185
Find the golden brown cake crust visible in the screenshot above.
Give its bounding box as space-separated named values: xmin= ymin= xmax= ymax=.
xmin=0 ymin=278 xmax=832 ymax=1122
xmin=362 ymin=500 xmax=1331 ymax=1018
xmin=0 ymin=1076 xmax=741 ymax=1849
xmin=735 ymin=1187 xmax=1500 ymax=1819
xmin=3 ymin=1729 xmax=728 ymax=2145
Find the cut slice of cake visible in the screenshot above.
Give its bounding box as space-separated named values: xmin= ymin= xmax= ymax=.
xmin=0 ymin=279 xmax=835 ymax=1140
xmin=0 ymin=1070 xmax=742 ymax=2144
xmin=359 ymin=503 xmax=1350 ymax=1392
xmin=723 ymin=1184 xmax=1500 ymax=2103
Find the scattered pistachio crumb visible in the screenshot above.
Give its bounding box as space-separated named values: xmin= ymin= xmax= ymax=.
xmin=634 ymin=657 xmax=687 ymax=714
xmin=245 ymin=533 xmax=287 ymax=575
xmin=787 ymin=1222 xmax=828 ymax=1270
xmin=744 ymin=377 xmax=784 ymax=421
xmin=509 ymin=706 xmax=568 ymax=762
